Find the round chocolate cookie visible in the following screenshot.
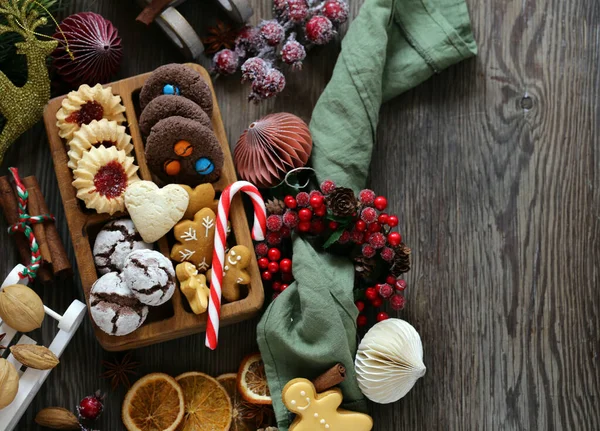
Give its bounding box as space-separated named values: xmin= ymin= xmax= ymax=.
xmin=89 ymin=272 xmax=149 ymax=336
xmin=145 ymin=116 xmax=224 ymax=186
xmin=139 ymin=95 xmax=212 ymax=136
xmin=93 ymin=219 xmax=152 ymax=275
xmin=122 ymin=249 xmax=176 ymax=306
xmin=139 ymin=64 xmax=213 ymax=117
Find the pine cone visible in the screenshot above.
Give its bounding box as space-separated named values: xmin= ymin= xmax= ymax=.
xmin=326 ymin=187 xmax=358 ymax=217
xmin=390 ymin=243 xmax=411 ymax=276
xmin=354 ymin=255 xmax=376 ymax=278
xmin=265 ymin=198 xmax=285 ymax=215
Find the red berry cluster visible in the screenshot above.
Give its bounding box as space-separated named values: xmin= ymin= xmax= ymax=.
xmin=281 ymin=190 xmax=330 ymax=234
xmin=255 ymin=243 xmax=294 ymax=299
xmin=212 ymin=0 xmax=348 ymax=101
xmin=355 ymin=276 xmax=407 ymax=327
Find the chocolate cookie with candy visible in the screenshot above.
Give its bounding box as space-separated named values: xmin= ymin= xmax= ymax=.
xmin=145 ymin=116 xmax=224 ymax=185
xmin=139 ymin=64 xmax=213 ymax=118
xmin=139 ymin=95 xmax=212 ymax=136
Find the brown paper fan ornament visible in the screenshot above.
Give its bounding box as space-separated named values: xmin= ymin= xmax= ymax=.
xmin=234 ymin=113 xmax=312 ymax=188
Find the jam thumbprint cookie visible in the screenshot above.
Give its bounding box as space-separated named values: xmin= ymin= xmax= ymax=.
xmin=139 ymin=63 xmax=213 ymax=118
xmin=72 ymin=146 xmax=140 ymax=215
xmin=56 ymin=83 xmax=126 ymax=141
xmin=139 ymin=95 xmax=212 ymax=136
xmin=67 ymin=118 xmax=133 ymax=170
xmin=145 ymin=116 xmax=223 ymax=186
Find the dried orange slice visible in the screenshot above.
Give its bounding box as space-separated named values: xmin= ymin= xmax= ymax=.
xmin=217 ymin=373 xmax=275 ymax=431
xmin=237 ymin=353 xmax=271 ymax=405
xmin=122 ymin=373 xmax=184 ymax=431
xmin=175 ymin=371 xmax=233 ymax=431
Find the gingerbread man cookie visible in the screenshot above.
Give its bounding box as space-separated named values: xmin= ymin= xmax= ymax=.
xmin=282 ymin=379 xmax=373 ymax=431
xmin=170 ymin=208 xmax=216 ymax=272
xmin=176 ymin=262 xmax=210 ymax=314
xmin=207 ymin=245 xmax=251 ymax=302
xmin=181 ymin=184 xmax=218 ymax=220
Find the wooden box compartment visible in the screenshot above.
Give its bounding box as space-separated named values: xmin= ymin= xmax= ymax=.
xmin=43 ymin=64 xmax=264 ymax=351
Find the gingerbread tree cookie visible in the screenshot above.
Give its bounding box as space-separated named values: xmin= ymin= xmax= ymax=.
xmin=207 ymin=245 xmax=251 ymax=302
xmin=176 ymin=262 xmax=210 ymax=314
xmin=170 ymin=208 xmax=216 ymax=272
xmin=282 ymin=378 xmax=373 ymax=431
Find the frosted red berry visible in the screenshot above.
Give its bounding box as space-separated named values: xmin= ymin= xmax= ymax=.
xmin=213 ymin=49 xmax=238 ymax=75
xmin=298 ymin=208 xmax=312 ymax=221
xmin=362 ymin=244 xmax=376 ymax=258
xmin=260 ymin=20 xmax=285 ymax=46
xmin=320 ymin=180 xmax=336 ymax=194
xmin=287 ymin=0 xmax=309 ymax=23
xmin=268 ymin=248 xmax=282 ymax=261
xmin=323 ymin=0 xmax=349 ymax=24
xmin=281 ymin=38 xmax=306 ymax=69
xmin=387 ymin=215 xmax=399 ymax=227
xmin=374 ymin=196 xmax=388 ymax=211
xmin=381 ymin=247 xmax=395 ymax=261
xmin=280 ymin=258 xmax=292 ymax=273
xmin=395 ymin=279 xmax=407 ymax=291
xmin=236 ymin=25 xmax=261 ymax=53
xmin=241 ymin=57 xmax=268 ymax=82
xmin=368 ymin=232 xmax=386 ymax=249
xmin=296 ymin=192 xmax=310 ymax=206
xmin=266 ymin=231 xmax=282 ymax=245
xmin=376 ymin=311 xmax=389 ymax=322
xmin=387 ymin=231 xmax=402 ymax=246
xmin=355 ymin=220 xmax=367 ymax=231
xmin=268 ymin=261 xmax=280 ymax=273
xmin=258 ymin=257 xmax=269 ymax=269
xmin=361 ymin=207 xmax=377 ymax=223
xmin=266 ymin=214 xmax=283 ymax=232
xmin=350 ymin=229 xmax=364 ymax=244
xmin=284 ymin=195 xmax=297 ymax=208
xmin=357 ymin=314 xmax=368 ymax=327
xmin=250 ymin=68 xmax=286 ymax=101
xmin=273 ymin=0 xmax=288 ymax=14
xmin=77 ymin=392 xmax=104 ymax=421
xmin=358 ymin=189 xmax=376 ymax=205
xmin=355 ymin=300 xmax=365 ymax=312
xmin=305 ymin=15 xmax=334 ymax=45
xmin=377 ymin=283 xmax=393 ymax=299
xmin=298 ymin=220 xmax=311 ymax=232
xmin=390 ymin=294 xmax=405 ymax=310
xmin=365 ymin=287 xmax=378 ymax=301
xmin=255 ymin=243 xmax=269 ymax=257
xmin=339 ymin=230 xmax=351 ymax=243
xmin=283 ymin=210 xmax=299 ymax=228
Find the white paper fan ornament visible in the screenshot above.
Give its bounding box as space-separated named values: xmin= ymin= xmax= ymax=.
xmin=355 ymin=318 xmax=426 ymax=404
xmin=233 ymin=113 xmax=312 ymax=188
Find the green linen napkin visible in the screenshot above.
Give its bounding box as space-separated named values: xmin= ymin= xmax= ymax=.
xmin=257 ymin=0 xmax=477 ymax=428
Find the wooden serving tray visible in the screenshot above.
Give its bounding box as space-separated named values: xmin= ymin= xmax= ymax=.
xmin=43 ymin=64 xmax=264 ymax=351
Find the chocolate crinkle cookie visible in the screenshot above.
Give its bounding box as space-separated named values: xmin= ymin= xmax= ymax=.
xmin=139 ymin=95 xmax=212 ymax=136
xmin=122 ymin=249 xmax=176 ymax=306
xmin=93 ymin=219 xmax=152 ymax=275
xmin=139 ymin=63 xmax=213 ymax=118
xmin=145 ymin=116 xmax=224 ymax=186
xmin=89 ymin=272 xmax=149 ymax=336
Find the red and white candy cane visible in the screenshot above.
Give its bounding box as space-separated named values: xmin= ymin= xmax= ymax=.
xmin=206 ymin=181 xmax=266 ymax=350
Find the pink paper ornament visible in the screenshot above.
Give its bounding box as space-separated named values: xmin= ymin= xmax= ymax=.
xmin=234 ymin=113 xmax=313 ymax=188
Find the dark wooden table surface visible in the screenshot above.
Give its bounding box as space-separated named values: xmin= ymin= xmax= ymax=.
xmin=1 ymin=0 xmax=599 ymax=429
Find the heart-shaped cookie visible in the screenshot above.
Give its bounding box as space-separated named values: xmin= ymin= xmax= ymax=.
xmin=124 ymin=181 xmax=189 ymax=243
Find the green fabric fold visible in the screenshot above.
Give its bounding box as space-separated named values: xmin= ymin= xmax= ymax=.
xmin=257 ymin=0 xmax=477 ymax=428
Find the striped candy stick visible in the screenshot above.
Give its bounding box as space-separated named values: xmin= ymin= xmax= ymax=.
xmin=205 ymin=181 xmax=266 ymax=350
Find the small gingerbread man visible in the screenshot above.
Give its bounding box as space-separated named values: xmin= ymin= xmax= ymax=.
xmin=207 ymin=245 xmax=251 ymax=302
xmin=176 ymin=262 xmax=210 ymax=314
xmin=282 ymin=379 xmax=373 ymax=431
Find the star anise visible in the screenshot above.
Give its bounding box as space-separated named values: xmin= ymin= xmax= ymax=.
xmin=202 ymin=20 xmax=240 ymax=55
xmin=0 ymin=333 xmax=6 ymax=350
xmin=100 ymin=351 xmax=140 ymax=390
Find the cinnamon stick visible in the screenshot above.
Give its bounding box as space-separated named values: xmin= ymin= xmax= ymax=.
xmin=22 ymin=178 xmax=51 ymax=267
xmin=22 ymin=176 xmax=72 ymax=278
xmin=312 ymin=363 xmax=346 ymax=393
xmin=0 ymin=176 xmax=53 ymax=283
xmin=136 ymin=0 xmax=173 ymax=25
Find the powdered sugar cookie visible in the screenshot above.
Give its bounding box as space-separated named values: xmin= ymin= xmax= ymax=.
xmin=93 ymin=219 xmax=152 ymax=275
xmin=122 ymin=249 xmax=176 ymax=306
